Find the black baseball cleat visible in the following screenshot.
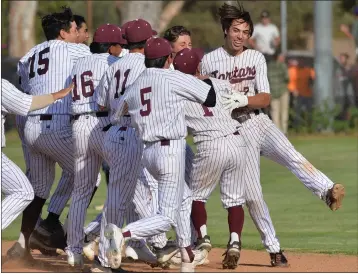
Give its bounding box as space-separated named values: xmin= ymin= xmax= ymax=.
xmin=6 ymin=242 xmax=34 ymax=262
xmin=195 ymin=235 xmax=212 ymax=252
xmin=270 ymin=250 xmax=289 ymax=267
xmin=29 ymin=219 xmax=66 ymax=253
xmin=222 ymin=241 xmax=241 ymax=269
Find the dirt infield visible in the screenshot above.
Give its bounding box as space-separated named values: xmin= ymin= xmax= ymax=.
xmin=1 ymin=241 xmax=357 ymax=272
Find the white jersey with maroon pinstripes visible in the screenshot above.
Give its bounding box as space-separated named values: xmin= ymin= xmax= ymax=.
xmin=185 ymin=77 xmax=241 ymax=143
xmin=23 ymin=40 xmax=91 ymax=115
xmin=201 ymin=47 xmax=270 ymax=114
xmin=124 ymin=68 xmax=211 ymax=142
xmin=96 ymin=53 xmax=146 ymax=124
xmin=71 ymin=53 xmax=119 ymax=114
xmin=2 ymin=79 xmax=33 ymax=147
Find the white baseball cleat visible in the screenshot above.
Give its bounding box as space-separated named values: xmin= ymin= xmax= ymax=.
xmin=180 ymin=261 xmax=195 ymax=272
xmin=193 ymin=249 xmax=209 ymax=266
xmin=125 ymin=244 xmax=157 ymax=264
xmin=67 ymin=251 xmax=84 ymax=269
xmin=83 ymin=236 xmax=99 ymax=261
xmin=104 ymin=224 xmax=125 ymax=269
xmin=155 ymin=245 xmax=180 ymax=264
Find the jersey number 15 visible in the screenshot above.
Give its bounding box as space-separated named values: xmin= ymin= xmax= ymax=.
xmin=28 ymin=47 xmax=50 ymax=79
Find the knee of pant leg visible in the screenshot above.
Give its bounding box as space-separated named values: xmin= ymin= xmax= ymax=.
xmin=222 ymin=198 xmax=245 ymax=209
xmin=22 ymin=188 xmax=35 ymax=202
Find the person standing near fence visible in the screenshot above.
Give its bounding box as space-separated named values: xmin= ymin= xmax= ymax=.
xmin=268 ymin=52 xmax=289 ymax=134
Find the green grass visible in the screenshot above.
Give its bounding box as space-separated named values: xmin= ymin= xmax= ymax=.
xmin=2 ymin=130 xmax=357 ymax=255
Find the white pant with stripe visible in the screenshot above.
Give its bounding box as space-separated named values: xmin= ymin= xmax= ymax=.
xmin=66 ymin=114 xmax=109 ymax=254
xmin=190 ymin=134 xmax=246 ymax=208
xmin=241 ymin=113 xmax=334 ymax=253
xmin=24 ymin=115 xmax=74 ymax=200
xmin=98 ymin=125 xmax=143 ymax=267
xmin=1 ymin=153 xmax=34 ymax=230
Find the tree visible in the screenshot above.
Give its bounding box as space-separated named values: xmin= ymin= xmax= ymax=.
xmin=8 ymin=1 xmax=38 ymax=58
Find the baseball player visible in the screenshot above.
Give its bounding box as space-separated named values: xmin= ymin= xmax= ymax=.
xmin=64 ymin=23 xmax=126 ymax=268
xmin=103 ymin=37 xmax=215 ymax=272
xmin=6 ymin=6 xmax=92 ymax=262
xmin=172 ymin=47 xmax=248 ymax=269
xmin=196 ymin=2 xmax=345 ymax=268
xmin=93 ymin=19 xmax=159 ymax=272
xmin=73 ymin=15 xmax=89 ymax=44
xmin=2 ymin=79 xmax=73 ymax=231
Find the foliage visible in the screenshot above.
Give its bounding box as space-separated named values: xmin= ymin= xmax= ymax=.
xmin=290 ymin=101 xmax=358 ymax=134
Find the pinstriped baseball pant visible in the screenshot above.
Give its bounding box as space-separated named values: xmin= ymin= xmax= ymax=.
xmin=1 ymin=153 xmax=34 ymax=230
xmin=66 ymin=115 xmax=110 ymax=254
xmin=122 ymin=139 xmax=192 ymax=248
xmin=98 ymin=125 xmax=143 ymax=267
xmin=24 ymin=116 xmax=74 ymax=200
xmin=241 ymin=113 xmax=334 ymax=253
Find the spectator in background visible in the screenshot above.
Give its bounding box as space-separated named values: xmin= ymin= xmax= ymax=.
xmin=336 ymin=53 xmax=351 ymax=119
xmin=268 ymin=52 xmax=289 ymax=134
xmin=249 ymin=10 xmax=280 ymax=63
xmin=74 ymin=15 xmax=89 ymax=44
xmin=293 ymin=61 xmax=315 ymax=129
xmin=340 ymin=6 xmax=358 ymax=57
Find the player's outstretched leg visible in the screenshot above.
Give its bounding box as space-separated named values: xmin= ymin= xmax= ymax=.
xmin=261 ymin=123 xmax=345 ymax=211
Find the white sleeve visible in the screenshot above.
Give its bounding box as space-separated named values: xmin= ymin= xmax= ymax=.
xmin=200 ymin=56 xmax=209 ymax=75
xmin=173 ymin=73 xmax=211 ymax=104
xmin=96 ymin=69 xmax=111 ymax=108
xmin=255 ymin=53 xmax=270 ymax=94
xmin=1 ymin=79 xmax=32 ymax=116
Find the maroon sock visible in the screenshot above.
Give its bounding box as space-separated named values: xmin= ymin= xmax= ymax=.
xmin=20 ymin=196 xmax=46 ymax=248
xmin=185 ymin=246 xmax=195 ymax=263
xmin=191 ymin=201 xmax=207 ymax=238
xmin=227 ymin=206 xmax=245 ymax=239
xmin=122 ymin=230 xmax=131 ymax=238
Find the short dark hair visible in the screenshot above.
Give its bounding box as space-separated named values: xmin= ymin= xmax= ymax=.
xmin=89 ymin=42 xmax=121 ymax=54
xmin=163 ymin=26 xmax=191 ymax=43
xmin=41 ymin=6 xmax=74 ymax=41
xmin=218 ymin=2 xmax=254 ymax=37
xmin=127 ymin=39 xmax=147 ymax=51
xmin=73 ymin=15 xmax=86 ymax=30
xmin=145 ymin=55 xmax=170 ymax=68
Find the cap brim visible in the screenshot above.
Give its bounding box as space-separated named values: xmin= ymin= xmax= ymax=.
xmin=192 ymin=48 xmax=205 ymax=61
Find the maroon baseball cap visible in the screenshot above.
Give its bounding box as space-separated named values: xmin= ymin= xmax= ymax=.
xmin=93 ymin=23 xmax=126 ymax=44
xmin=144 ymin=37 xmax=172 ymax=59
xmin=124 ymin=19 xmax=156 ymax=43
xmin=173 ymin=48 xmax=204 ymax=75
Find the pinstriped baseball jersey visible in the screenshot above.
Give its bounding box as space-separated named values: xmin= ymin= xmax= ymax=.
xmin=2 ymin=79 xmax=33 ymax=147
xmin=96 ymin=53 xmax=146 ymax=124
xmin=124 ymin=68 xmax=211 ymax=142
xmin=23 ymin=40 xmax=91 ymax=115
xmin=71 ymin=53 xmax=119 ymax=114
xmin=185 ymin=78 xmax=241 ymax=143
xmin=201 ymin=47 xmax=270 ymax=114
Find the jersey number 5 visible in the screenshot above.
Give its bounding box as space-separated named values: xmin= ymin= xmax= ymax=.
xmin=114 ymin=69 xmax=131 ymax=98
xmin=140 ymin=87 xmax=152 ymax=117
xmin=72 ymin=70 xmax=94 ymax=101
xmin=28 ymin=47 xmax=50 ymax=79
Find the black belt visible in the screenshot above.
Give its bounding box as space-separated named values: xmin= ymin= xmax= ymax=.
xmin=160 ymin=140 xmax=170 ymax=146
xmin=233 ymin=109 xmax=260 ymax=124
xmin=73 ymin=112 xmax=109 ymax=121
xmin=39 ymin=114 xmax=53 ymax=121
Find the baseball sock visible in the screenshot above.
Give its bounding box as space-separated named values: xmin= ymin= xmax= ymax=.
xmin=21 ymin=196 xmax=46 ymax=248
xmin=191 ymin=201 xmax=207 ymax=238
xmin=180 ymin=246 xmax=195 ymax=263
xmin=46 ymin=212 xmax=60 ymax=224
xmin=227 ymin=206 xmax=244 ymax=244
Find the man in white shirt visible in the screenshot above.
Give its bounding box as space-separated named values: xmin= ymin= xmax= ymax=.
xmin=249 ymin=10 xmax=280 ymax=62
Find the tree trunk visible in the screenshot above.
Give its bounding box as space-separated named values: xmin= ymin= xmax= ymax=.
xmin=157 ymin=1 xmax=185 ymax=34
xmin=119 ymin=1 xmax=163 ymax=31
xmin=9 ymin=1 xmax=37 ymax=58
